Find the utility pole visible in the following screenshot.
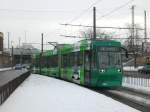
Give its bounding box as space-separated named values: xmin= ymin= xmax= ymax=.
xmin=131 ymin=5 xmax=137 ymax=67
xmin=135 ymin=28 xmax=138 ymax=54
xmin=19 ymin=37 xmax=22 ymax=66
xmin=93 ymin=7 xmax=96 ymax=40
xmin=11 ymin=45 xmax=13 ymax=69
xmin=41 ymin=33 xmax=44 ymax=53
xmin=90 ymin=7 xmax=96 ymax=75
xmin=8 ymin=32 xmax=10 ymax=49
xmin=144 ymin=10 xmax=147 ymax=43
xmin=19 ymin=37 xmax=21 ymax=48
xmin=142 ymin=11 xmax=147 ymax=56
xmin=40 ymin=33 xmax=44 ymax=75
xmin=132 ymin=5 xmax=135 ymax=49
xmin=24 ymin=31 xmax=27 ymax=43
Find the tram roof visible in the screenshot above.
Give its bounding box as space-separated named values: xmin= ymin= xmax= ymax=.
xmin=34 ymin=39 xmax=121 ymax=56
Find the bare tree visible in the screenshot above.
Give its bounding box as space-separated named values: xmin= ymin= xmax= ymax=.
xmin=80 ymin=28 xmax=113 ymax=40
xmin=124 ymin=23 xmax=143 ymax=53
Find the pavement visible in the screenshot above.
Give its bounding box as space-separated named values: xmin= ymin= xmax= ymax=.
xmin=0 ymin=70 xmax=28 ymax=87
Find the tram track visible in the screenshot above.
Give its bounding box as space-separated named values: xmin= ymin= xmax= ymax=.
xmin=95 ymin=87 xmax=150 ymax=112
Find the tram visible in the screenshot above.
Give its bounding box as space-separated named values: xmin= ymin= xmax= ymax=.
xmin=32 ymin=39 xmax=127 ymax=88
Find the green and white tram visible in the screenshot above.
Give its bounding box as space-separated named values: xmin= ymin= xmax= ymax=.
xmin=32 ymin=39 xmax=127 ymax=88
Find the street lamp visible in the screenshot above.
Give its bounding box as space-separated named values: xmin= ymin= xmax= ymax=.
xmin=11 ymin=41 xmax=14 ymax=69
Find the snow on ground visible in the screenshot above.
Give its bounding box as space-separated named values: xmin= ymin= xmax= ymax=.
xmin=0 ymin=74 xmax=140 ymax=112
xmin=0 ymin=67 xmax=12 ymax=71
xmin=123 ymin=76 xmax=150 ymax=93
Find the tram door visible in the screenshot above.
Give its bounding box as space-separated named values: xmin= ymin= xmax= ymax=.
xmin=84 ymin=51 xmax=91 ymax=85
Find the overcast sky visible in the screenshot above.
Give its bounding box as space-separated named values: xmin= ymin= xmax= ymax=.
xmin=0 ymin=0 xmax=150 ymax=49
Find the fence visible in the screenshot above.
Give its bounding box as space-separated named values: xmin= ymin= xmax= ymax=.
xmin=0 ymin=71 xmax=30 ymax=105
xmin=123 ymin=71 xmax=150 ymax=87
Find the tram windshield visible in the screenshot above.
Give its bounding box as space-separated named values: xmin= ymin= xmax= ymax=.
xmin=97 ymin=47 xmax=122 ymax=68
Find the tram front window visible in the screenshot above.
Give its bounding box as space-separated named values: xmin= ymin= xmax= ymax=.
xmin=97 ymin=47 xmax=122 ymax=68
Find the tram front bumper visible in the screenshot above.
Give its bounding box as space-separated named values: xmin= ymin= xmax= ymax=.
xmin=90 ymin=73 xmax=122 ymax=88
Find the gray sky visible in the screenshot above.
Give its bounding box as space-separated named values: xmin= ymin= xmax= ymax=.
xmin=0 ymin=0 xmax=149 ymax=49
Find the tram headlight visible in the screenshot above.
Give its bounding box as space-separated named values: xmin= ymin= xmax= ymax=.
xmin=117 ymin=69 xmax=121 ymax=72
xmin=100 ymin=69 xmax=105 ymax=73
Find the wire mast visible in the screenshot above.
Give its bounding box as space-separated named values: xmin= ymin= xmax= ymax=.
xmin=93 ymin=7 xmax=96 ymax=40
xmin=131 ymin=5 xmax=135 ymax=50
xmin=144 ymin=10 xmax=147 ymax=43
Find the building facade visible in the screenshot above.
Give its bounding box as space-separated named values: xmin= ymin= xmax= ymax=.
xmin=0 ymin=32 xmax=11 ymax=67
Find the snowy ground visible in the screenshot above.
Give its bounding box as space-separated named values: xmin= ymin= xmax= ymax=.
xmin=0 ymin=74 xmax=140 ymax=112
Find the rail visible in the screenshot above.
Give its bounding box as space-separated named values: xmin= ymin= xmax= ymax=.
xmin=97 ymin=88 xmax=150 ymax=112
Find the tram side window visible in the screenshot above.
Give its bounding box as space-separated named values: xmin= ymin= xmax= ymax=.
xmin=32 ymin=58 xmax=35 ymax=66
xmin=65 ymin=55 xmax=68 ymax=67
xmin=62 ymin=54 xmax=68 ymax=68
xmin=47 ymin=55 xmax=58 ymax=68
xmin=91 ymin=51 xmax=96 ymax=68
xmin=51 ymin=55 xmax=58 ymax=67
xmin=66 ymin=54 xmax=70 ymax=67
xmin=74 ymin=52 xmax=78 ymax=66
xmin=47 ymin=56 xmax=51 ymax=68
xmin=69 ymin=53 xmax=74 ymax=67
xmin=77 ymin=51 xmax=83 ymax=66
xmin=46 ymin=56 xmax=49 ymax=68
xmin=72 ymin=51 xmax=83 ymax=67
xmin=62 ymin=52 xmax=83 ymax=67
xmin=44 ymin=56 xmax=48 ymax=67
xmin=85 ymin=51 xmax=90 ymax=70
xmin=36 ymin=58 xmax=40 ymax=67
xmin=41 ymin=56 xmax=46 ymax=67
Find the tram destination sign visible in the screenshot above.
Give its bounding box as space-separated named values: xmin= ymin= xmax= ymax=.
xmin=97 ymin=47 xmax=121 ymax=52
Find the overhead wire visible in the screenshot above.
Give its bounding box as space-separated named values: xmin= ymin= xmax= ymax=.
xmin=96 ymin=0 xmax=134 ymax=20
xmin=65 ymin=0 xmax=103 ymax=24
xmin=60 ymin=34 xmax=148 ymax=39
xmin=60 ymin=0 xmax=135 ymax=40
xmin=60 ymin=23 xmax=144 ymax=30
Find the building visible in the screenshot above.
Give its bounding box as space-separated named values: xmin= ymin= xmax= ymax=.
xmin=5 ymin=43 xmax=40 ymax=65
xmin=0 ymin=32 xmax=11 ymax=67
xmin=0 ymin=32 xmax=3 ymax=52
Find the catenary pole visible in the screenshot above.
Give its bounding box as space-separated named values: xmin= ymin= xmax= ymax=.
xmin=93 ymin=7 xmax=96 ymax=40
xmin=144 ymin=10 xmax=147 ymax=43
xmin=40 ymin=33 xmax=44 ymax=75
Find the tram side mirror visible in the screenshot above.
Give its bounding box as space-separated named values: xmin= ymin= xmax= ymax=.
xmin=125 ymin=50 xmax=128 ymax=58
xmin=121 ymin=47 xmax=128 ymax=58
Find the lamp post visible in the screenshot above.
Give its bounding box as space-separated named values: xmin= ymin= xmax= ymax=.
xmin=11 ymin=41 xmax=14 ymax=69
xmin=40 ymin=33 xmax=44 ymax=75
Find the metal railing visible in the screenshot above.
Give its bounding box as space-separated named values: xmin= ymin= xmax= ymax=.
xmin=0 ymin=71 xmax=30 ymax=105
xmin=123 ymin=71 xmax=150 ymax=87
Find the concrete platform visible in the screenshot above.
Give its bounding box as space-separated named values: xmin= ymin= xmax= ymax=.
xmin=0 ymin=70 xmax=28 ymax=87
xmin=0 ymin=69 xmax=30 ymax=104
